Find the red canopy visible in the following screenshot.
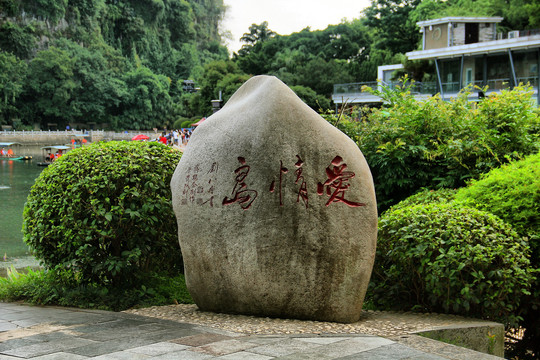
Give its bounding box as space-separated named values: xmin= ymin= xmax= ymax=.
xmin=132 ymin=134 xmax=150 ymax=141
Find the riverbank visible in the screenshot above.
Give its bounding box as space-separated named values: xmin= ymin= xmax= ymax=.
xmin=0 ymin=130 xmax=157 ymax=145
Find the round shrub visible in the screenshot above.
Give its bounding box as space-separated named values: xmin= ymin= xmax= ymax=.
xmin=385 ymin=188 xmax=457 ymax=212
xmin=180 ymin=120 xmax=193 ymax=128
xmin=371 ymin=202 xmax=534 ymax=327
xmin=173 ymin=117 xmax=189 ymax=129
xmin=23 ymin=141 xmax=183 ymax=288
xmin=455 ymin=152 xmax=540 ymax=253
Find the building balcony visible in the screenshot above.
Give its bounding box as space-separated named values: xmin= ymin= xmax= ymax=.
xmin=332 ymin=76 xmax=539 ymax=105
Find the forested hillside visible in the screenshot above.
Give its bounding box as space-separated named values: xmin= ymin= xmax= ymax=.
xmin=1 ymin=0 xmax=538 ymax=130
xmin=0 ymin=0 xmax=227 ymax=130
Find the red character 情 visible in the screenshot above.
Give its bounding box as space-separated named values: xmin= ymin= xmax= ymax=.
xmin=295 ymin=155 xmax=308 ymax=208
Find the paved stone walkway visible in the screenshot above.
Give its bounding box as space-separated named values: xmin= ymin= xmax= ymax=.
xmin=0 ymin=302 xmax=503 ymax=359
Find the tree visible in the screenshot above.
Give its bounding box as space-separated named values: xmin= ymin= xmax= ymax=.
xmin=0 ymin=22 xmax=36 ymax=59
xmin=0 ymin=53 xmax=27 ymax=126
xmin=362 ymin=0 xmax=422 ymax=54
xmin=22 ymin=46 xmax=77 ymax=128
xmin=115 ymin=66 xmax=172 ymax=130
xmin=238 ymin=21 xmax=276 ymax=56
xmin=190 ymin=60 xmax=243 ymax=115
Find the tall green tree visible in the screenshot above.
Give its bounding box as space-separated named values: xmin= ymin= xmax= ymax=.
xmin=22 ymin=46 xmax=77 ymax=128
xmin=238 ymin=21 xmax=276 ymax=56
xmin=362 ymin=0 xmax=422 ymax=54
xmin=114 ymin=66 xmax=172 ymax=130
xmin=0 ymin=52 xmax=27 ymax=126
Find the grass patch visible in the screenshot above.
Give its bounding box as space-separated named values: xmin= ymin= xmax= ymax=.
xmin=0 ymin=266 xmax=193 ymax=311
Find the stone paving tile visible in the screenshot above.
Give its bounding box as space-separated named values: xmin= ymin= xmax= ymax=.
xmin=65 ymin=328 xmax=198 ymax=357
xmin=0 ymin=322 xmax=18 ymax=332
xmin=92 ymin=350 xmax=152 ymax=360
xmin=1 ymin=336 xmax=97 ymax=358
xmin=0 ymin=337 xmax=43 ymax=352
xmin=194 ymin=339 xmax=259 ymax=356
xmin=171 ymin=333 xmax=236 ymax=347
xmin=29 ymin=352 xmax=90 ymax=360
xmin=335 ymin=343 xmax=448 ymax=360
xmin=296 ymin=336 xmax=351 ymax=345
xmin=249 ymin=338 xmax=324 ymax=357
xmin=274 ymin=352 xmax=334 ymax=360
xmin=283 ymin=336 xmax=395 ymax=359
xmin=241 ymin=336 xmax=287 ymax=345
xmin=11 ymin=319 xmax=42 ymax=328
xmin=0 ymin=355 xmax=23 ymax=360
xmin=127 ymin=341 xmax=190 ymax=356
xmin=77 ymin=324 xmax=154 ymax=341
xmin=152 ymin=349 xmax=214 ymax=359
xmin=25 ymin=330 xmax=79 ymax=342
xmin=216 ymin=351 xmax=274 ymax=360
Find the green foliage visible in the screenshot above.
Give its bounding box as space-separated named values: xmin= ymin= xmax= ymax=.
xmin=455 ymin=152 xmax=539 ymax=246
xmin=412 ymin=0 xmax=540 ymax=30
xmin=454 ymin=152 xmax=540 ymax=357
xmin=173 ymin=117 xmax=188 ymax=129
xmin=0 ymin=52 xmax=27 ymax=125
xmin=180 ymin=120 xmax=194 ymax=128
xmin=358 ymin=81 xmax=540 ymax=211
xmin=20 ymin=0 xmax=68 ymax=23
xmin=238 ymin=21 xmax=276 ymax=56
xmin=0 ymin=267 xmax=193 ymax=311
xmin=116 ymin=66 xmax=173 ymax=130
xmin=0 ymin=22 xmax=36 ymax=59
xmin=189 ymin=60 xmax=246 ymax=115
xmin=23 ymin=141 xmax=182 ymax=289
xmin=371 ymin=201 xmax=535 ymax=327
xmin=23 ymin=46 xmax=77 ymax=127
xmin=291 ymin=85 xmax=331 ymax=111
xmin=389 ymin=188 xmax=458 ymax=210
xmin=362 ymin=0 xmax=422 ymax=54
xmin=0 ymin=0 xmax=227 ymax=129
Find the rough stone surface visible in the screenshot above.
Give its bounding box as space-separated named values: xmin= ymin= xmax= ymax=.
xmin=171 ymin=75 xmax=377 ymax=323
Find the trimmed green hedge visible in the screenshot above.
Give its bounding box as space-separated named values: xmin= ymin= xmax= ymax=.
xmin=23 ymin=141 xmax=183 ymax=288
xmin=455 ymin=152 xmax=540 ymax=253
xmin=371 ymin=202 xmax=534 ymax=327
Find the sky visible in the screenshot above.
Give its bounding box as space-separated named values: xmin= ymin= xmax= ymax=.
xmin=221 ymin=0 xmax=372 ymax=53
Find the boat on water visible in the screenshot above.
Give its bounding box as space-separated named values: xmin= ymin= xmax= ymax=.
xmin=0 ymin=142 xmax=32 ymax=160
xmin=37 ymin=145 xmax=71 ymax=166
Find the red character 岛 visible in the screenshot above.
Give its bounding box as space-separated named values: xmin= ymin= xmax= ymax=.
xmin=223 ymin=157 xmax=258 ymax=210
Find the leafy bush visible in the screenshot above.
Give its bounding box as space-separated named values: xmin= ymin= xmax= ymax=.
xmin=454 ymin=152 xmax=540 ymax=357
xmin=173 ymin=117 xmax=189 ymax=129
xmin=387 ymin=188 xmax=457 ymax=211
xmin=180 ymin=120 xmax=194 ymax=128
xmin=0 ymin=267 xmax=193 ymax=311
xmin=23 ymin=141 xmax=183 ymax=289
xmin=371 ymin=202 xmax=534 ymax=327
xmin=358 ymin=81 xmax=539 ymax=211
xmin=455 ymin=152 xmax=539 ymax=253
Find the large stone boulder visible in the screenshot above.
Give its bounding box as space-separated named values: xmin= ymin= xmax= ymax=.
xmin=171 ymin=75 xmax=377 ymax=323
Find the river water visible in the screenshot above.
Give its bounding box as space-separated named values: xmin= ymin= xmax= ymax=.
xmin=0 ymin=146 xmax=45 ymax=258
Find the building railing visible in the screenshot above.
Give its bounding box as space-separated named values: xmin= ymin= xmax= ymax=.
xmin=334 ymin=76 xmax=538 ymax=101
xmin=333 ymin=81 xmax=439 ymax=97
